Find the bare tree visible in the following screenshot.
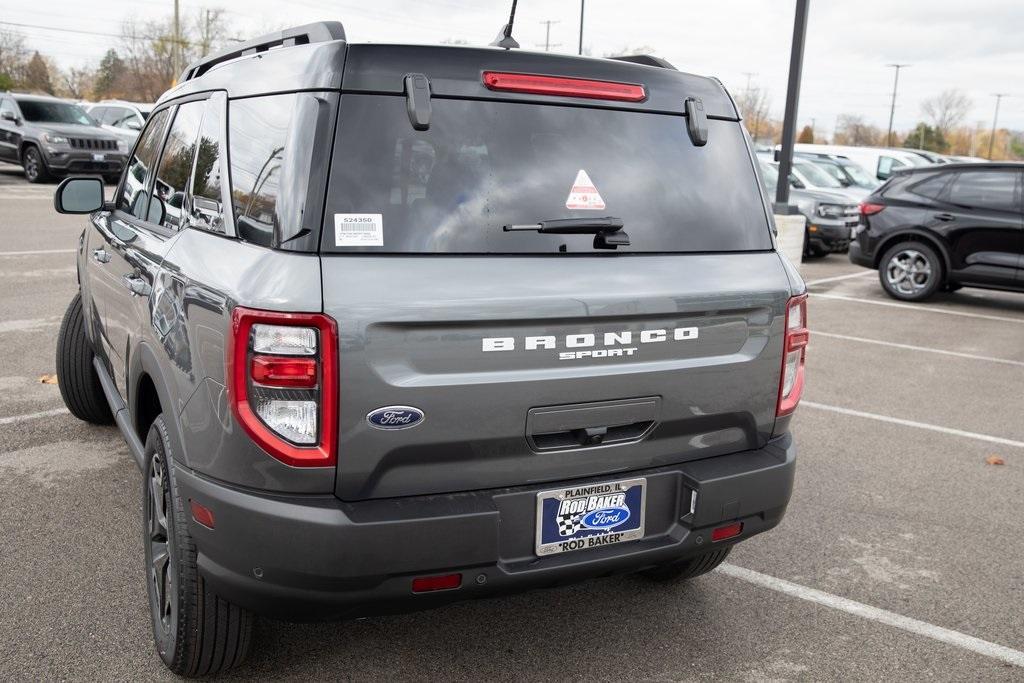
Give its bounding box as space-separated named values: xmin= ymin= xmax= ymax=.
xmin=60 ymin=66 xmax=95 ymax=100
xmin=194 ymin=9 xmax=226 ymax=59
xmin=921 ymin=89 xmax=971 ymax=138
xmin=834 ymin=114 xmax=883 ymax=146
xmin=0 ymin=29 xmax=29 ymax=88
xmin=735 ymin=84 xmax=773 ymax=143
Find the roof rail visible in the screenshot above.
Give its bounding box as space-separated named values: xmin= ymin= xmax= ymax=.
xmin=179 ymin=21 xmax=346 ymax=83
xmin=608 ymin=54 xmax=676 ymax=70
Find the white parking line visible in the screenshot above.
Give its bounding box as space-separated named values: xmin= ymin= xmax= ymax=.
xmin=801 ymin=401 xmax=1024 ymax=449
xmin=804 ymin=271 xmax=874 ymax=286
xmin=813 ymin=331 xmax=1024 ymax=368
xmin=813 ymin=293 xmax=1024 ymax=325
xmin=0 ymin=407 xmax=67 ymax=426
xmin=0 ymin=249 xmax=76 ymax=257
xmin=718 ymin=563 xmax=1024 ymax=668
xmin=0 ymin=317 xmax=60 ymax=334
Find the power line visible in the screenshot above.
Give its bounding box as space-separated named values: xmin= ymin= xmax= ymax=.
xmin=0 ymin=20 xmax=190 ymax=45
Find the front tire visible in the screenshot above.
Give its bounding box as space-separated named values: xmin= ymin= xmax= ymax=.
xmin=144 ymin=416 xmax=253 ymax=677
xmin=55 ymin=293 xmax=113 ymax=424
xmin=22 ymin=145 xmax=52 ymax=183
xmin=878 ymin=241 xmax=943 ymax=301
xmin=639 ymin=546 xmax=732 ymax=582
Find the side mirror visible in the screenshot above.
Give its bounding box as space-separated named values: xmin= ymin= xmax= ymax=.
xmin=789 ymin=174 xmax=805 ymax=189
xmin=0 ymin=110 xmax=16 ymax=122
xmin=125 ymin=119 xmax=142 ymax=131
xmin=53 ymin=177 xmax=105 ymax=214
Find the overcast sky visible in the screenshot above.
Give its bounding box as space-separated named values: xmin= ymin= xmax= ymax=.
xmin=3 ymin=0 xmax=1022 ymax=137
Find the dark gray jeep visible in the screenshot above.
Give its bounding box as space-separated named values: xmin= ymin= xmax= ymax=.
xmin=53 ymin=21 xmax=805 ymax=677
xmin=0 ymin=92 xmax=126 ymax=183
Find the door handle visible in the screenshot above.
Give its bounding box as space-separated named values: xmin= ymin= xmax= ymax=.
xmin=122 ymin=273 xmax=151 ymax=297
xmin=934 ymin=213 xmax=956 ymax=222
xmin=92 ymin=248 xmax=111 ymax=264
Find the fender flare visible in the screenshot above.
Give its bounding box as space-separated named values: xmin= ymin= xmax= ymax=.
xmin=872 ymin=228 xmax=952 ymax=276
xmin=129 ymin=340 xmax=192 ymax=468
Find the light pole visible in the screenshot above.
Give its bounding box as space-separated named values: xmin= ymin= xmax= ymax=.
xmin=775 ymin=0 xmax=809 ymax=211
xmin=988 ymin=93 xmax=1008 ymax=160
xmin=885 ymin=63 xmax=910 ymax=147
xmin=577 ymin=0 xmax=585 ymax=55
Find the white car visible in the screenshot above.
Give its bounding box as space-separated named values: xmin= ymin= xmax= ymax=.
xmin=86 ymin=100 xmax=154 ymax=144
xmin=789 ymin=143 xmax=929 ymax=182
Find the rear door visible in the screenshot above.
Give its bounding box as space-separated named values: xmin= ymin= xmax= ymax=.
xmin=318 ymin=93 xmax=793 ymax=501
xmin=934 ymin=169 xmax=1023 ymax=286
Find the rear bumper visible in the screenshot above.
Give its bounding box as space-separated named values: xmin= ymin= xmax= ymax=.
xmin=173 ymin=433 xmax=796 ymax=621
xmin=848 ymin=239 xmax=874 ymax=268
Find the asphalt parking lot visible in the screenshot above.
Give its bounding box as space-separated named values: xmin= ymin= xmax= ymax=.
xmin=1 ymin=160 xmax=1022 ymax=681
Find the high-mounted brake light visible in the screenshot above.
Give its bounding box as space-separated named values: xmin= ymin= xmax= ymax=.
xmin=482 ymin=71 xmax=646 ymax=102
xmin=229 ymin=308 xmax=338 ymax=467
xmin=777 ymin=294 xmax=808 ymax=417
xmin=860 ymin=202 xmax=885 ymax=216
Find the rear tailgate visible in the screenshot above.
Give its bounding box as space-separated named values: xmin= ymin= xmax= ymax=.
xmin=324 ymin=254 xmax=790 ymax=500
xmin=321 ymin=58 xmax=791 ymax=500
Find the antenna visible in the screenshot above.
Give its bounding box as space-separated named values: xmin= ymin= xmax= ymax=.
xmin=490 ymin=0 xmax=520 ymax=49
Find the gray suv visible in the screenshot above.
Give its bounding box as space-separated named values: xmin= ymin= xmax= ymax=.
xmin=0 ymin=93 xmax=126 ymax=183
xmin=52 ymin=22 xmax=803 ymax=677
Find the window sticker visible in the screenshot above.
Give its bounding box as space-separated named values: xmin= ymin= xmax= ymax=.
xmin=335 ymin=213 xmax=384 ymax=247
xmin=565 ymin=169 xmax=606 ymax=210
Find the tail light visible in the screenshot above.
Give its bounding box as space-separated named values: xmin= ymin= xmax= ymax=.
xmin=860 ymin=202 xmax=885 ymax=216
xmin=482 ymin=71 xmax=646 ymax=102
xmin=229 ymin=307 xmax=337 ymax=467
xmin=777 ymin=294 xmax=808 ymax=417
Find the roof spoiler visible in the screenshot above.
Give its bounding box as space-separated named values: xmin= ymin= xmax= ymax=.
xmin=607 ymin=54 xmax=676 ymax=70
xmin=179 ymin=21 xmax=346 ymax=83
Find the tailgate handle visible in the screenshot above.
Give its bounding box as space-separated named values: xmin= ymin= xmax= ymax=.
xmin=527 ymin=397 xmax=660 ymax=451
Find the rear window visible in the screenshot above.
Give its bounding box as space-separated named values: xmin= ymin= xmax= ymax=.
xmin=322 ymin=95 xmax=772 ymax=254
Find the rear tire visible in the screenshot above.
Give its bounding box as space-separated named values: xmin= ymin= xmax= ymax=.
xmin=22 ymin=145 xmax=52 ymax=183
xmin=55 ymin=293 xmax=113 ymax=424
xmin=878 ymin=241 xmax=943 ymax=301
xmin=639 ymin=546 xmax=732 ymax=582
xmin=144 ymin=415 xmax=253 ymax=677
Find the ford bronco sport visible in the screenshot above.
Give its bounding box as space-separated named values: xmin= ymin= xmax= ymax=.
xmin=53 ymin=21 xmax=805 ymax=676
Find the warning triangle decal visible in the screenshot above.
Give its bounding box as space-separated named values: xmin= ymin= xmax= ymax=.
xmin=565 ymin=169 xmax=606 ymax=210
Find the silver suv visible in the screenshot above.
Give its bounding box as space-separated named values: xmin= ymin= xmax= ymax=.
xmin=52 ymin=22 xmax=804 ymax=677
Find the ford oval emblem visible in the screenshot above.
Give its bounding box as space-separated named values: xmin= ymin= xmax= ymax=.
xmin=580 ymin=506 xmax=630 ymax=531
xmin=366 ymin=406 xmax=424 ymax=430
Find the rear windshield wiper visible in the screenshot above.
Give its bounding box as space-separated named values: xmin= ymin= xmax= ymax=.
xmin=503 ymin=217 xmax=629 ymax=249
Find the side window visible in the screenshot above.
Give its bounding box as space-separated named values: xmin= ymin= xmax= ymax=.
xmin=908 ymin=173 xmax=952 ymax=202
xmin=189 ymin=95 xmax=226 ymax=234
xmin=946 ymin=171 xmax=1018 ymax=212
xmin=228 ymin=93 xmax=299 ymax=247
xmin=118 ymin=108 xmax=170 ymax=220
xmin=90 ymin=106 xmax=108 ymax=123
xmin=151 ymin=100 xmax=205 ymax=231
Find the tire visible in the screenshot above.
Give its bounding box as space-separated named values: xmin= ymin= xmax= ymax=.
xmin=55 ymin=293 xmax=113 ymax=424
xmin=639 ymin=546 xmax=732 ymax=582
xmin=22 ymin=145 xmax=52 ymax=183
xmin=144 ymin=415 xmax=253 ymax=677
xmin=878 ymin=241 xmax=943 ymax=301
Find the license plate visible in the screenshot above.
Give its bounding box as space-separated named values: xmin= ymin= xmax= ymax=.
xmin=92 ymin=153 xmax=105 ymax=162
xmin=535 ymin=477 xmax=646 ymax=556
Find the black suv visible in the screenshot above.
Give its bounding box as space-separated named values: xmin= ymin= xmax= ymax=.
xmin=850 ymin=163 xmax=1024 ymax=300
xmin=52 ymin=21 xmax=803 ymax=677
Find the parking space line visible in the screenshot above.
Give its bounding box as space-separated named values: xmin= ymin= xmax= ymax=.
xmin=718 ymin=563 xmax=1024 ymax=668
xmin=813 ymin=331 xmax=1024 ymax=367
xmin=0 ymin=317 xmax=60 ymax=333
xmin=813 ymin=293 xmax=1024 ymax=325
xmin=0 ymin=407 xmax=67 ymax=426
xmin=801 ymin=401 xmax=1024 ymax=448
xmin=0 ymin=249 xmax=76 ymax=257
xmin=804 ymin=271 xmax=874 ymax=286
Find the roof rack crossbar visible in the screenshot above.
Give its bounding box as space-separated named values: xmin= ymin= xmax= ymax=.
xmin=180 ymin=21 xmax=346 ymax=83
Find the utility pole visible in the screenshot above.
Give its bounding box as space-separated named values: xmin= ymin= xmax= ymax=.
xmin=577 ymin=0 xmax=585 ymax=55
xmin=988 ymin=93 xmax=1008 ymax=160
xmin=741 ymin=71 xmax=758 ymax=93
xmin=172 ymin=0 xmax=181 ymax=79
xmin=885 ymin=63 xmax=910 ymax=147
xmin=538 ymin=20 xmax=560 ymax=51
xmin=775 ymin=0 xmax=809 ymax=210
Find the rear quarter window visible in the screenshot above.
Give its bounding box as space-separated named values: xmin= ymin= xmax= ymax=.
xmin=322 ymin=95 xmax=772 ymax=254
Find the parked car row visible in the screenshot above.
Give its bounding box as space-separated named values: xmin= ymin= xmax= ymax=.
xmin=0 ymin=92 xmax=154 ymax=184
